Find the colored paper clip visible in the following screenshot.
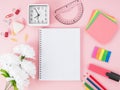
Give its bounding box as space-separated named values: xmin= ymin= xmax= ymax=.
xmin=15 ymin=9 xmax=20 ymax=15
xmin=5 ymin=13 xmax=14 ymax=18
xmin=0 ymin=32 xmax=9 ymax=38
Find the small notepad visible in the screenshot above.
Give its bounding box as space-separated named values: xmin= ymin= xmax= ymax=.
xmin=39 ymin=28 xmax=80 ymax=80
xmin=86 ymin=11 xmax=118 ymax=44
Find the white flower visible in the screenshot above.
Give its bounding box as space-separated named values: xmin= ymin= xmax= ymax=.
xmin=0 ymin=54 xmax=21 ymax=66
xmin=13 ymin=44 xmax=35 ymax=59
xmin=6 ymin=77 xmax=15 ymax=81
xmin=0 ymin=44 xmax=36 ymax=90
xmin=21 ymin=60 xmax=36 ymax=78
xmin=8 ymin=65 xmax=29 ymax=90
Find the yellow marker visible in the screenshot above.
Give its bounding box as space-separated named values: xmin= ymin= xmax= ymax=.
xmin=96 ymin=48 xmax=102 ymax=59
xmin=98 ymin=48 xmax=105 ymax=60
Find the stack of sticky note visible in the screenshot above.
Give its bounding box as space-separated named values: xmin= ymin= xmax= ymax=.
xmin=92 ymin=46 xmax=111 ymax=63
xmin=86 ymin=10 xmax=118 ymax=44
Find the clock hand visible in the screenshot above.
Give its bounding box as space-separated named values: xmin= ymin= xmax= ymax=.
xmin=34 ymin=14 xmax=40 ymax=18
xmin=34 ymin=8 xmax=40 ymax=15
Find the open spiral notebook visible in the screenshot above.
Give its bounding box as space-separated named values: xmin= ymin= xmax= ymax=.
xmin=39 ymin=28 xmax=81 ymax=80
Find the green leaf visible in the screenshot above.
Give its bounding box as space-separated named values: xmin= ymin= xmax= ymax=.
xmin=13 ymin=85 xmax=18 ymax=90
xmin=10 ymin=80 xmax=18 ymax=90
xmin=0 ymin=69 xmax=10 ymax=77
xmin=10 ymin=80 xmax=16 ymax=86
xmin=20 ymin=56 xmax=25 ymax=60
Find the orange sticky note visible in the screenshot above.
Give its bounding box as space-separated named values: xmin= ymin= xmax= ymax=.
xmin=96 ymin=48 xmax=102 ymax=59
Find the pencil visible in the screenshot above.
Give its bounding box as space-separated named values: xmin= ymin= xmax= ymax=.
xmin=89 ymin=75 xmax=107 ymax=90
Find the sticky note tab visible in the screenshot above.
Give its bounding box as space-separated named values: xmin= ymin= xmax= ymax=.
xmin=92 ymin=47 xmax=98 ymax=58
xmin=96 ymin=48 xmax=102 ymax=59
xmin=99 ymin=49 xmax=105 ymax=60
xmin=102 ymin=50 xmax=108 ymax=62
xmin=105 ymin=51 xmax=111 ymax=62
xmin=92 ymin=46 xmax=111 ymax=63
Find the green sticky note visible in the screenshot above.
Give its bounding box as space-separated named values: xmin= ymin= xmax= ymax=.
xmin=86 ymin=10 xmax=117 ymax=30
xmin=102 ymin=50 xmax=108 ymax=61
xmin=86 ymin=10 xmax=100 ymax=29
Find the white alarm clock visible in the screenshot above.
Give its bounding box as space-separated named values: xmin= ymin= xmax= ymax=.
xmin=28 ymin=4 xmax=49 ymax=26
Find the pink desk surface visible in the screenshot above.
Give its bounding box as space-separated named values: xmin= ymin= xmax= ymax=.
xmin=0 ymin=0 xmax=120 ymax=90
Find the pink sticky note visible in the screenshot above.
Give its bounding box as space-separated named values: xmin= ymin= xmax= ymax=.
xmin=92 ymin=46 xmax=98 ymax=58
xmin=87 ymin=14 xmax=118 ymax=44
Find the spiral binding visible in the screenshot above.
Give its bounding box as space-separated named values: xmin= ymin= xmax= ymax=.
xmin=39 ymin=29 xmax=42 ymax=79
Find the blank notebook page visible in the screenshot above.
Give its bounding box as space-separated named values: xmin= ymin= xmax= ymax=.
xmin=39 ymin=28 xmax=80 ymax=80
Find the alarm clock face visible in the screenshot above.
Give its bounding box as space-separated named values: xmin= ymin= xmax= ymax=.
xmin=29 ymin=4 xmax=49 ymax=26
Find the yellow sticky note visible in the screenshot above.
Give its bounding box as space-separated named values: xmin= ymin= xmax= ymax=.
xmin=98 ymin=49 xmax=105 ymax=60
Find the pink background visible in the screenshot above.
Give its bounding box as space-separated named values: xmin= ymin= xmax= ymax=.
xmin=0 ymin=0 xmax=120 ymax=90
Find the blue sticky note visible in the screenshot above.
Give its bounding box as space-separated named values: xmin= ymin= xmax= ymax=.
xmin=105 ymin=51 xmax=111 ymax=62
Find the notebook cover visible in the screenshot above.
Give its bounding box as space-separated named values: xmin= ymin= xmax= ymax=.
xmin=39 ymin=28 xmax=81 ymax=80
